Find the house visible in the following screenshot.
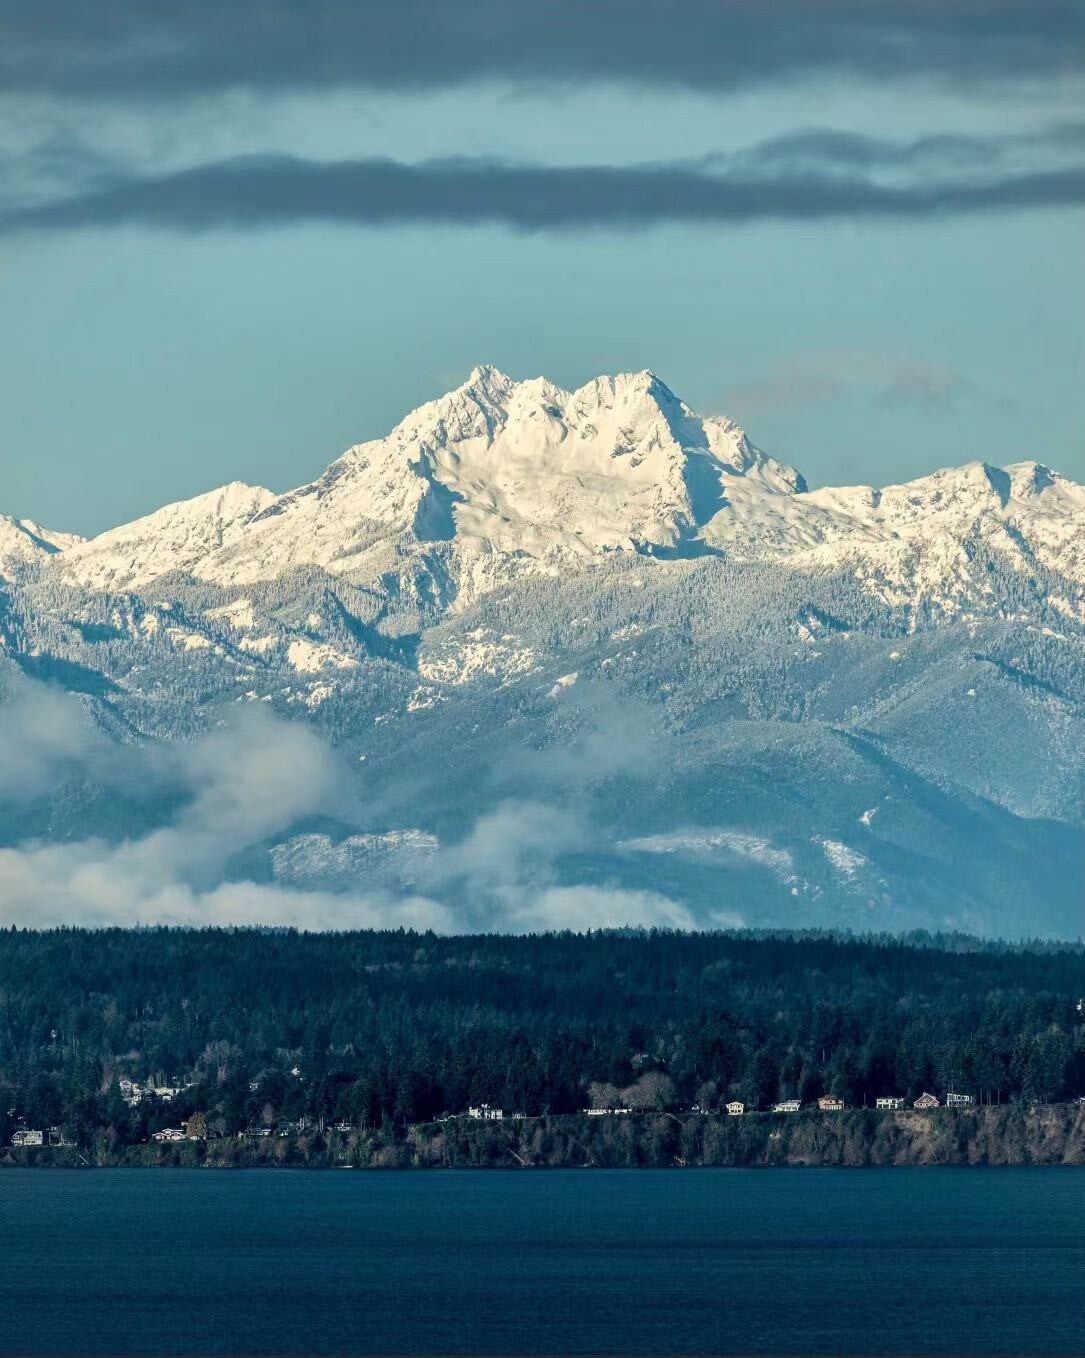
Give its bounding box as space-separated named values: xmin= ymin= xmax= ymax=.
xmin=583 ymin=1107 xmax=631 ymax=1116
xmin=772 ymin=1099 xmax=801 ymax=1113
xmin=11 ymin=1128 xmax=43 ymax=1147
xmin=876 ymin=1096 xmax=905 ymax=1110
xmin=946 ymin=1092 xmax=975 ymax=1107
xmin=467 ymin=1104 xmax=504 ymax=1120
xmin=118 ymin=1077 xmax=143 ymax=1106
xmin=726 ymin=1101 xmax=746 ymax=1116
xmin=150 ymin=1086 xmax=179 ymax=1102
xmin=151 ymin=1127 xmax=187 ymax=1142
xmin=913 ymin=1092 xmax=941 ymax=1109
xmin=47 ymin=1127 xmax=72 ymax=1147
xmin=818 ymin=1095 xmax=846 ymax=1112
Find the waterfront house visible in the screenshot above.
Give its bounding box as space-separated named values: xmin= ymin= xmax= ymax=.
xmin=913 ymin=1092 xmax=941 ymax=1109
xmin=772 ymin=1099 xmax=801 ymax=1113
xmin=945 ymin=1092 xmax=975 ymax=1107
xmin=818 ymin=1095 xmax=846 ymax=1112
xmin=11 ymin=1128 xmax=43 ymax=1147
xmin=151 ymin=1127 xmax=187 ymax=1142
xmin=726 ymin=1101 xmax=746 ymax=1116
xmin=876 ymin=1096 xmax=905 ymax=1110
xmin=467 ymin=1104 xmax=504 ymax=1120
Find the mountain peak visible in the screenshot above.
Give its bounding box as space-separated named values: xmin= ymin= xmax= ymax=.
xmin=45 ymin=368 xmax=1084 ymax=613
xmin=462 ymin=362 xmax=514 ymax=393
xmin=0 ymin=514 xmax=84 ymax=577
xmin=60 ymin=481 xmax=276 ymax=592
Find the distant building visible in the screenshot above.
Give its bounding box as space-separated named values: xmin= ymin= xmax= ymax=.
xmin=772 ymin=1099 xmax=801 ymax=1114
xmin=818 ymin=1095 xmax=846 ymax=1112
xmin=467 ymin=1104 xmax=504 ymax=1120
xmin=150 ymin=1086 xmax=179 ymax=1102
xmin=151 ymin=1127 xmax=187 ymax=1142
xmin=945 ymin=1092 xmax=974 ymax=1107
xmin=583 ymin=1107 xmax=631 ymax=1116
xmin=47 ymin=1127 xmax=72 ymax=1147
xmin=118 ymin=1077 xmax=143 ymax=1106
xmin=726 ymin=1101 xmax=746 ymax=1116
xmin=876 ymin=1096 xmax=905 ymax=1110
xmin=913 ymin=1092 xmax=941 ymax=1110
xmin=11 ymin=1128 xmax=43 ymax=1147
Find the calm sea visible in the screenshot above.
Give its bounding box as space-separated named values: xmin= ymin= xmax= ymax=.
xmin=0 ymin=1167 xmax=1080 ymax=1355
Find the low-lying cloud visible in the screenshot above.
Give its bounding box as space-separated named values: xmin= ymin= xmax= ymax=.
xmin=0 ymin=677 xmax=694 ymax=932
xmin=6 ymin=126 xmax=1085 ymax=236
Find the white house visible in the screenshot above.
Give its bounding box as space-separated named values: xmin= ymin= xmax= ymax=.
xmin=875 ymin=1096 xmax=905 ymax=1110
xmin=726 ymin=1101 xmax=746 ymax=1116
xmin=584 ymin=1107 xmax=632 ymax=1116
xmin=118 ymin=1077 xmax=143 ymax=1106
xmin=818 ymin=1095 xmax=846 ymax=1112
xmin=467 ymin=1104 xmax=504 ymax=1120
xmin=772 ymin=1099 xmax=801 ymax=1113
xmin=913 ymin=1092 xmax=941 ymax=1110
xmin=11 ymin=1128 xmax=43 ymax=1147
xmin=945 ymin=1092 xmax=975 ymax=1107
xmin=152 ymin=1127 xmax=188 ymax=1142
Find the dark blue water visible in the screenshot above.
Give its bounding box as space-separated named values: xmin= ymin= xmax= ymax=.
xmin=0 ymin=1168 xmax=1080 ymax=1354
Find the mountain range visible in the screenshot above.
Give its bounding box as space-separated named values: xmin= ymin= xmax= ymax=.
xmin=2 ymin=367 xmax=1082 ymax=937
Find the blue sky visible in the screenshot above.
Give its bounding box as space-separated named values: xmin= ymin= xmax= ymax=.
xmin=2 ymin=2 xmax=1083 ymax=535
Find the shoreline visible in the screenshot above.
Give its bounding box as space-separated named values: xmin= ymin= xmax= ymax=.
xmin=5 ymin=1103 xmax=1082 ymax=1170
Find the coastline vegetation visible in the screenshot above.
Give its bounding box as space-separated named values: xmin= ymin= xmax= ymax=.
xmin=1 ymin=926 xmax=1082 ymax=1167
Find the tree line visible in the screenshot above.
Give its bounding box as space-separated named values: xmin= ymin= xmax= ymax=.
xmin=0 ymin=926 xmax=1082 ymax=1149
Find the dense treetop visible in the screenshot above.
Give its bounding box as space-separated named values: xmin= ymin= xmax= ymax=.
xmin=0 ymin=927 xmax=1081 ymax=1147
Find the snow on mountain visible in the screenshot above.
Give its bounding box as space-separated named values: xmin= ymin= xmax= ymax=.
xmin=704 ymin=456 xmax=1085 ymax=615
xmin=60 ymin=481 xmax=276 ymax=592
xmin=47 ymin=368 xmax=1085 ymax=625
xmin=3 ymin=366 xmax=1083 ymax=937
xmin=0 ymin=515 xmax=83 ymax=577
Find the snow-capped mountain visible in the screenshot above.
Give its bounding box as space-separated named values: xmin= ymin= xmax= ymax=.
xmin=60 ymin=482 xmax=276 ymax=593
xmin=2 ymin=368 xmax=1083 ymax=938
xmin=53 ymin=365 xmax=1085 ymax=622
xmin=0 ymin=514 xmax=83 ymax=577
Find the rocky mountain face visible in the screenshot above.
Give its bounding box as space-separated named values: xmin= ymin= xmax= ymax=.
xmin=2 ymin=368 xmax=1083 ymax=937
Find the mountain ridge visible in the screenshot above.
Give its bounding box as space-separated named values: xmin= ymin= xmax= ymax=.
xmin=0 ymin=368 xmax=1082 ymax=938
xmin=7 ymin=367 xmax=1084 ymax=624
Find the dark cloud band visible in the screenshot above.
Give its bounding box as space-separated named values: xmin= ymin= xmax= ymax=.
xmin=3 ymin=1 xmax=1082 ymax=96
xmin=7 ymin=149 xmax=1085 ymax=236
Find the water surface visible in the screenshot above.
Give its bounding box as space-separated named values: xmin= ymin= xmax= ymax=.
xmin=0 ymin=1168 xmax=1080 ymax=1354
